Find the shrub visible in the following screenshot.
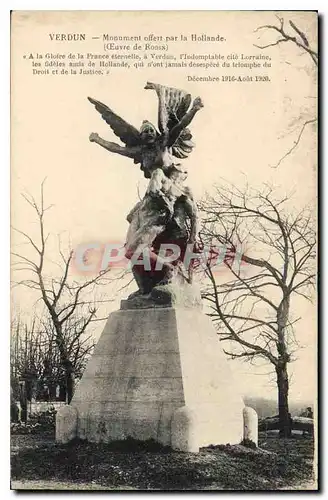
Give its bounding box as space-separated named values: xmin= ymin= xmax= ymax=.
xmin=240 ymin=438 xmax=257 ymax=449
xmin=11 ymin=406 xmax=57 ymax=435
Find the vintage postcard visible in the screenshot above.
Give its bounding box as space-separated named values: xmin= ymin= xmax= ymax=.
xmin=10 ymin=10 xmax=318 ymax=491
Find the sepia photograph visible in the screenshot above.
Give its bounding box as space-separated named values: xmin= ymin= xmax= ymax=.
xmin=10 ymin=10 xmax=318 ymax=491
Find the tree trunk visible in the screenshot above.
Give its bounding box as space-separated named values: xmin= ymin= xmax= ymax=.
xmin=66 ymin=368 xmax=75 ymax=404
xmin=52 ymin=320 xmax=75 ymax=404
xmin=276 ymin=363 xmax=291 ymax=438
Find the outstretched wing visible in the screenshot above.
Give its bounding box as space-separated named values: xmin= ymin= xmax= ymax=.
xmin=144 ymin=82 xmax=195 ymax=159
xmin=88 ymin=97 xmax=142 ymax=147
xmin=171 ymin=128 xmax=195 ymax=159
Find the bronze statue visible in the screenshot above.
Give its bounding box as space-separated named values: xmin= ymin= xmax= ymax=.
xmin=88 ymin=82 xmax=203 ymax=303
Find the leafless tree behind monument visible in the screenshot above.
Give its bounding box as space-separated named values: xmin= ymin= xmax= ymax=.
xmin=199 ymin=183 xmax=316 ymax=436
xmin=11 ymin=181 xmax=115 ymax=403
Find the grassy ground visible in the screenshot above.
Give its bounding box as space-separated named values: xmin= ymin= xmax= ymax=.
xmin=11 ymin=432 xmax=316 ymax=491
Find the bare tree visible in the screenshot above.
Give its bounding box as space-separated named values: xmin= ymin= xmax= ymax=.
xmin=11 ymin=313 xmax=96 ymax=407
xmin=40 ymin=313 xmax=97 ymax=390
xmin=11 ymin=181 xmax=117 ymax=403
xmin=199 ymin=183 xmax=316 ymax=437
xmin=254 ymin=14 xmax=318 ymax=168
xmin=11 ymin=317 xmax=42 ymax=388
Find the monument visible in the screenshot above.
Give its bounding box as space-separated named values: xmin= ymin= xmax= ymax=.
xmin=56 ymin=82 xmax=253 ymax=452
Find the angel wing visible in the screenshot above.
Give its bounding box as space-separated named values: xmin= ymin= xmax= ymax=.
xmin=144 ymin=82 xmax=195 ymax=159
xmin=88 ymin=97 xmax=142 ymax=148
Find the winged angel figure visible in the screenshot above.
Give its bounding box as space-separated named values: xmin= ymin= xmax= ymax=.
xmin=88 ymin=82 xmax=204 ymax=297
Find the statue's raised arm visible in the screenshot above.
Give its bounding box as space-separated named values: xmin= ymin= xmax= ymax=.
xmin=144 ymin=81 xmax=204 ymax=159
xmin=88 ymin=97 xmax=142 ymax=162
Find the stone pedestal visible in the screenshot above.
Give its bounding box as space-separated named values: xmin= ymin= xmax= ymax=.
xmin=56 ymin=307 xmax=245 ymax=451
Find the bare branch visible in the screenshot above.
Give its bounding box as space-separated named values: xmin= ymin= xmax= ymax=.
xmin=12 ymin=181 xmax=123 ymax=403
xmin=254 ymin=17 xmax=318 ymax=65
xmin=271 ymin=118 xmax=317 ymax=168
xmin=289 ymin=20 xmax=309 ymax=47
xmin=11 ymin=227 xmax=42 ymax=255
xmin=200 ymin=181 xmax=316 ymax=376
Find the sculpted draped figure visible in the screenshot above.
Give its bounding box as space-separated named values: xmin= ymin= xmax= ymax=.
xmin=88 ymin=82 xmax=204 ymax=302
